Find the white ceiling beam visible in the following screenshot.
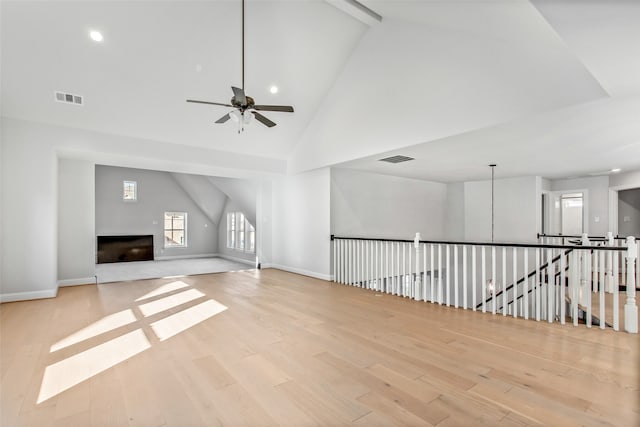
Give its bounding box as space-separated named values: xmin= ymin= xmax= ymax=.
xmin=325 ymin=0 xmax=382 ymax=26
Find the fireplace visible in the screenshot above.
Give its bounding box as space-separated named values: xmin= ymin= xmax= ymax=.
xmin=97 ymin=235 xmax=154 ymax=264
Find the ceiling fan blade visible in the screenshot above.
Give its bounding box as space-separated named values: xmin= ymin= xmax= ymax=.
xmin=252 ymin=112 xmax=276 ymax=128
xmin=187 ymin=99 xmax=233 ymax=107
xmin=231 ymin=86 xmax=247 ymax=105
xmin=215 ymin=113 xmax=231 ymax=124
xmin=253 ymin=105 xmax=295 ymax=113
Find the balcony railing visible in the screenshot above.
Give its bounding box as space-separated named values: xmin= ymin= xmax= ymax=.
xmin=331 ymin=234 xmax=638 ymax=333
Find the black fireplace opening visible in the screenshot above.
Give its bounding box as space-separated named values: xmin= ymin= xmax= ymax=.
xmin=97 ymin=235 xmax=154 ymax=264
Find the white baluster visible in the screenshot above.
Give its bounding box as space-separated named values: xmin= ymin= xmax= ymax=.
xmin=446 ymin=245 xmax=451 ymax=306
xmin=396 ymin=242 xmax=400 ymax=296
xmin=413 ymin=233 xmax=422 ymax=300
xmin=614 ymin=245 xmax=620 ymax=330
xmin=624 ymin=237 xmax=638 ymax=334
xmin=423 ymin=243 xmax=428 ymax=302
xmin=560 ymin=249 xmax=566 ymax=325
xmin=463 ymin=245 xmax=468 ymax=310
xmin=502 ymin=247 xmax=507 ymax=316
xmin=402 ymin=242 xmax=406 ymax=297
xmin=535 ymin=248 xmax=540 ymax=321
xmin=572 ymin=250 xmax=579 ymax=327
xmin=492 ymin=246 xmax=497 ymax=315
xmin=524 ymin=248 xmax=529 ymax=320
xmin=430 ymin=244 xmax=435 ymax=303
xmin=512 ymin=247 xmax=518 ymax=318
xmin=385 ymin=242 xmax=390 ymax=293
xmin=454 ymin=245 xmax=459 ymax=308
xmin=584 ymin=249 xmax=592 ymax=328
xmin=482 ymin=246 xmax=486 ymax=313
xmin=438 ymin=244 xmax=443 ymax=305
xmin=472 ymin=246 xmax=477 ymax=311
xmin=599 ymin=249 xmax=605 ymax=329
xmin=547 ymin=249 xmax=556 ymax=323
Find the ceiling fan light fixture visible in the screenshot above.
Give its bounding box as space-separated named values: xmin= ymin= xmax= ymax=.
xmin=243 ymin=111 xmax=253 ymax=125
xmin=229 ymin=110 xmax=241 ymax=122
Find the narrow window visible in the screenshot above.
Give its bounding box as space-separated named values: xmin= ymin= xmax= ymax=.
xmin=247 ymin=221 xmax=255 ymax=253
xmin=123 ymin=180 xmax=137 ymax=201
xmin=236 ymin=212 xmax=245 ymax=250
xmin=164 ymin=212 xmax=187 ymax=248
xmin=227 ymin=212 xmax=235 ymax=249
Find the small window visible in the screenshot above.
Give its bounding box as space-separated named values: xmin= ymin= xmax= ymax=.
xmin=164 ymin=212 xmax=187 ymax=248
xmin=123 ymin=180 xmax=137 ymax=201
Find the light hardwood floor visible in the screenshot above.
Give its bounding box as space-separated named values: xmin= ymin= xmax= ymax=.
xmin=1 ymin=269 xmax=638 ymax=426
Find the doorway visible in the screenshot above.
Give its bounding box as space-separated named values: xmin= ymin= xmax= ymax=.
xmin=560 ymin=193 xmax=584 ymax=236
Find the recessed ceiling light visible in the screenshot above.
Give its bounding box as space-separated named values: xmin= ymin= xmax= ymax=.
xmin=269 ymin=85 xmax=278 ymax=94
xmin=611 ymin=168 xmax=621 ymax=173
xmin=89 ymin=30 xmax=103 ymax=42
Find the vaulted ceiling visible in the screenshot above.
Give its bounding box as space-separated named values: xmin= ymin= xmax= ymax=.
xmin=2 ymin=0 xmax=639 ymax=182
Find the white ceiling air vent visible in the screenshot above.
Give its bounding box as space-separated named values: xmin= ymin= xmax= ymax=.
xmin=379 ymin=155 xmax=414 ymax=164
xmin=55 ymin=91 xmax=83 ymax=106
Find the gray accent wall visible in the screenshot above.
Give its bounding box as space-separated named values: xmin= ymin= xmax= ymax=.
xmin=95 ymin=165 xmax=218 ymax=258
xmin=618 ymin=188 xmax=640 ymax=237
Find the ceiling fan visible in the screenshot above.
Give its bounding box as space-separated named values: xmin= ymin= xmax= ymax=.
xmin=186 ymin=0 xmax=294 ymax=133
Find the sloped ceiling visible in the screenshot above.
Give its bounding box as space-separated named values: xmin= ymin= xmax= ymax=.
xmin=2 ymin=1 xmax=639 ymax=182
xmin=171 ymin=173 xmax=228 ymax=226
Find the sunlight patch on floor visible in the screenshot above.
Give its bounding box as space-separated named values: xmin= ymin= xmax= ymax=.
xmin=135 ymin=280 xmax=190 ymax=302
xmin=137 ymin=288 xmax=205 ymax=317
xmin=50 ymin=309 xmax=137 ymax=353
xmin=38 ymin=329 xmax=151 ymax=403
xmin=151 ymin=299 xmax=228 ymax=341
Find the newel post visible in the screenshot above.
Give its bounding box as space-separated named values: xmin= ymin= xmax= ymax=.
xmin=414 ymin=233 xmax=422 ymax=300
xmin=625 ymin=236 xmax=638 ymax=333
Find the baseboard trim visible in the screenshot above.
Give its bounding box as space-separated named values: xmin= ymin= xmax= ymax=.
xmin=268 ymin=264 xmax=332 ymax=281
xmin=58 ymin=277 xmax=97 ymax=287
xmin=155 ymin=253 xmax=219 ymax=261
xmin=0 ymin=288 xmax=58 ymax=303
xmin=217 ymin=254 xmax=257 ymax=267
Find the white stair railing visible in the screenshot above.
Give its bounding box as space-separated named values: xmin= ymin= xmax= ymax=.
xmin=331 ymin=234 xmax=638 ymax=333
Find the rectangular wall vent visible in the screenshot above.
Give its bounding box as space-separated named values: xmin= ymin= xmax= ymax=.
xmin=54 ymin=91 xmax=83 ymax=105
xmin=379 ymin=155 xmax=414 ymax=164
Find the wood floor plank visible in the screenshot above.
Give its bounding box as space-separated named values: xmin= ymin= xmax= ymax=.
xmin=0 ymin=268 xmax=638 ymax=426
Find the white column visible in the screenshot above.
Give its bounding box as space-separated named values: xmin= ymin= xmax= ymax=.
xmin=624 ymin=237 xmax=638 ymax=334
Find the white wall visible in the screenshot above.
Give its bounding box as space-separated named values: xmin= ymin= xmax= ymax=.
xmin=217 ymin=198 xmax=257 ymax=264
xmin=550 ymin=176 xmax=609 ymax=236
xmin=95 ymin=165 xmax=218 ymax=259
xmin=618 ymin=188 xmax=640 ymax=237
xmin=464 ymin=176 xmax=539 ymax=243
xmin=1 ymin=119 xmax=58 ymax=301
xmin=610 ymin=170 xmax=640 ymax=189
xmin=445 ymin=182 xmax=465 ymax=241
xmin=331 ymin=168 xmax=448 ymax=240
xmin=58 ymin=159 xmax=95 ymax=285
xmin=256 ymin=179 xmax=273 ymax=269
xmin=272 ymin=168 xmax=331 ymax=280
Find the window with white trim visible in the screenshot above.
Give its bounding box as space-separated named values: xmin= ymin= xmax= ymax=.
xmin=227 ymin=212 xmax=255 ymax=253
xmin=164 ymin=212 xmax=187 ymax=248
xmin=123 ymin=180 xmax=137 ymax=201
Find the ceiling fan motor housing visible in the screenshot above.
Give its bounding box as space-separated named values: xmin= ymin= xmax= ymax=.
xmin=232 ymin=95 xmax=255 ymax=110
